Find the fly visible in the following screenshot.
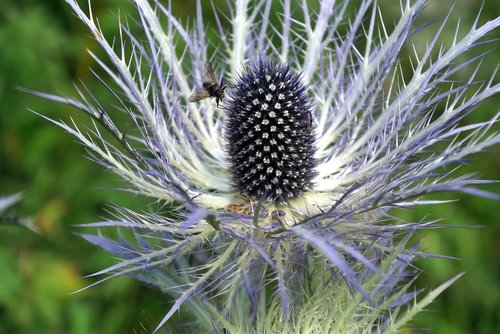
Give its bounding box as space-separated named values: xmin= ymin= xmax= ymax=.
xmin=189 ymin=61 xmax=227 ymax=107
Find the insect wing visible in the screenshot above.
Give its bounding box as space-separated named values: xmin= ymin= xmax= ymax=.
xmin=203 ymin=61 xmax=218 ymax=86
xmin=188 ymin=88 xmax=211 ymax=102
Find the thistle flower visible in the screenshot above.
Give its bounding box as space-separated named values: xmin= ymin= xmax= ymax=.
xmin=225 ymin=57 xmax=317 ymax=201
xmin=30 ymin=0 xmax=499 ymax=332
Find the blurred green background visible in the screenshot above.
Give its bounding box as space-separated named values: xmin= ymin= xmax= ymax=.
xmin=0 ymin=0 xmax=498 ymax=333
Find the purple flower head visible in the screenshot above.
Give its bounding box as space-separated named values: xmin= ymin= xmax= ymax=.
xmin=225 ymin=57 xmax=317 ymax=201
xmin=29 ymin=0 xmax=500 ymax=331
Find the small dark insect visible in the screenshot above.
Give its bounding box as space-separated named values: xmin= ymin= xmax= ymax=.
xmin=189 ymin=61 xmax=227 ymax=107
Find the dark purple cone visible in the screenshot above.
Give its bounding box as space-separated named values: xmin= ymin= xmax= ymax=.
xmin=224 ymin=58 xmax=317 ymax=202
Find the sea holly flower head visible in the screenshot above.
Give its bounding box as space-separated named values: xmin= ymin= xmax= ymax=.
xmin=30 ymin=0 xmax=500 ymax=331
xmin=225 ymin=57 xmax=317 ymax=202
